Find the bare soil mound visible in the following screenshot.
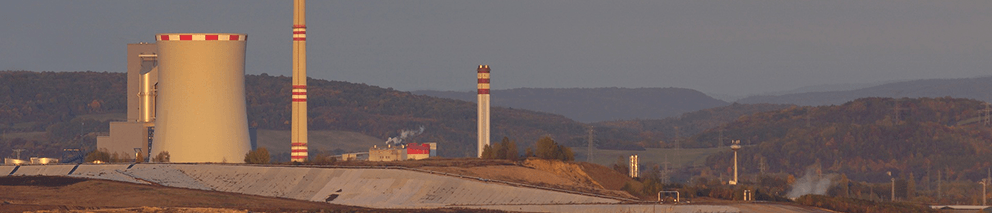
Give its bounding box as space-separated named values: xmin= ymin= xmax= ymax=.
xmin=351 ymin=158 xmax=640 ymax=199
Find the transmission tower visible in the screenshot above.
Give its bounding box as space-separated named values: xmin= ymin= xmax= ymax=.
xmin=674 ymin=126 xmax=681 ymax=163
xmin=587 ymin=126 xmax=594 ymax=162
xmin=984 ymin=102 xmax=990 ymax=126
xmin=12 ymin=149 xmax=25 ymax=160
xmin=718 ymin=127 xmax=724 ymax=147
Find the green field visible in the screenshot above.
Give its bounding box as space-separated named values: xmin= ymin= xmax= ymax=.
xmin=571 ymin=146 xmax=727 ymax=168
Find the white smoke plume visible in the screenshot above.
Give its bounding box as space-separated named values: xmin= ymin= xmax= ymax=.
xmin=385 ymin=126 xmax=425 ymax=145
xmin=786 ymin=167 xmax=835 ymax=199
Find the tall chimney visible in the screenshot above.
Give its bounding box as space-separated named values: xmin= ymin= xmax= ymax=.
xmin=477 ymin=65 xmax=490 ymax=157
xmin=291 ymin=0 xmax=309 ymax=162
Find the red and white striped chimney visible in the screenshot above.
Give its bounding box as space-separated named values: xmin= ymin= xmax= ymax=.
xmin=290 ymin=0 xmax=309 ymax=162
xmin=477 ymin=65 xmax=490 ymax=157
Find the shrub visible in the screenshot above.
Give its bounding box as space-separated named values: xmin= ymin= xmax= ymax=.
xmin=244 ymin=147 xmax=270 ymax=164
xmin=152 ymin=151 xmax=170 ymax=163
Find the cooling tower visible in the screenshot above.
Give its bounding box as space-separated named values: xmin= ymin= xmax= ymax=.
xmin=151 ymin=33 xmax=251 ymax=163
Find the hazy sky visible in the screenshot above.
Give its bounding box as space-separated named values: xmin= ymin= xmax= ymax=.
xmin=2 ymin=1 xmax=991 ymax=97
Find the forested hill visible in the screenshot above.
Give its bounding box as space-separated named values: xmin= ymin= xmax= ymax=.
xmin=737 ymin=76 xmax=992 ymax=106
xmin=591 ymin=103 xmax=793 ymax=149
xmin=414 ymin=87 xmax=729 ymax=123
xmin=699 ymin=97 xmax=992 ymax=182
xmin=245 ymin=73 xmax=592 ymax=157
xmin=0 ymin=71 xmax=600 ymax=157
xmin=0 ymin=71 xmax=127 ymax=129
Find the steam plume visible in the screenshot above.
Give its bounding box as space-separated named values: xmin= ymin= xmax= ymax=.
xmin=385 ymin=126 xmax=425 ymax=145
xmin=787 ymin=167 xmax=835 ymax=199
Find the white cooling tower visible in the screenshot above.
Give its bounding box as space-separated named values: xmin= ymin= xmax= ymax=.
xmin=151 ymin=33 xmax=251 ymax=163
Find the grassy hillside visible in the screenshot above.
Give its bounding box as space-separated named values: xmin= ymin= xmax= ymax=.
xmin=414 ymin=87 xmax=728 ymax=122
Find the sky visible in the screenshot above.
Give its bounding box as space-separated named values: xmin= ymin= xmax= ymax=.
xmin=2 ymin=1 xmax=992 ymax=98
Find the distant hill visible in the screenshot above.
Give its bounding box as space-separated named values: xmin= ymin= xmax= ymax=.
xmin=737 ymin=76 xmax=992 ymax=106
xmin=414 ymin=87 xmax=729 ymax=123
xmin=696 ymin=97 xmax=992 ymax=183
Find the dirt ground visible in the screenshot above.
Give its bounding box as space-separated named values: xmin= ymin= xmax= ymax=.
xmin=332 ymin=158 xmax=641 ymax=199
xmin=0 ymin=176 xmax=506 ymax=213
xmin=410 ymin=159 xmax=640 ymax=199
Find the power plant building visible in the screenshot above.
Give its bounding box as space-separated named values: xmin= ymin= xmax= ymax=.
xmin=99 ymin=34 xmax=252 ymax=163
xmin=368 ymin=143 xmax=436 ymax=162
xmin=97 ymin=43 xmax=158 ymax=159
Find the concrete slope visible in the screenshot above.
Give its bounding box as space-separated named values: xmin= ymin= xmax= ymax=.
xmin=2 ymin=164 xmax=619 ymax=209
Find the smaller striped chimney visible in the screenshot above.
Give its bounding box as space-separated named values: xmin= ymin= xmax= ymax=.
xmin=477 ymin=65 xmax=490 ymax=157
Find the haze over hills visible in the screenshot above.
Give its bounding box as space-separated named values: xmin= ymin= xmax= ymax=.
xmin=699 ymin=97 xmax=992 ymax=183
xmin=737 ymin=76 xmax=992 ymax=106
xmin=414 ymin=88 xmax=729 ymax=123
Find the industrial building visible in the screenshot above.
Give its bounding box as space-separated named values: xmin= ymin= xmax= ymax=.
xmin=96 ymin=43 xmax=158 ymax=160
xmin=367 ymin=143 xmax=436 ymax=162
xmin=98 ymin=34 xmax=253 ymax=163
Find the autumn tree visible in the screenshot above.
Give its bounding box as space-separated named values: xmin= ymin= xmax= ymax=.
xmin=84 ymin=149 xmax=111 ymax=163
xmin=152 ymin=151 xmax=170 ymax=163
xmin=534 ymin=136 xmax=574 ymax=161
xmin=244 ymin=147 xmax=270 ymax=164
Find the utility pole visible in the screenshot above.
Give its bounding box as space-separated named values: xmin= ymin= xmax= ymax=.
xmin=718 ymin=127 xmax=723 ymax=147
xmin=981 ymin=178 xmax=988 ymax=206
xmin=674 ymin=126 xmax=681 ymax=163
xmin=888 ymin=171 xmax=895 ymax=201
xmin=984 ymin=102 xmax=991 ymax=126
xmin=587 ymin=126 xmax=594 ymax=162
xmin=938 ymin=170 xmax=942 ymax=199
xmin=894 ymin=99 xmax=901 ymax=123
xmin=12 ymin=149 xmax=25 ymax=160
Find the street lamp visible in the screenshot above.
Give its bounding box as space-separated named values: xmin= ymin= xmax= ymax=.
xmin=981 ymin=178 xmax=989 ymax=206
xmin=888 ymin=171 xmax=894 ymax=202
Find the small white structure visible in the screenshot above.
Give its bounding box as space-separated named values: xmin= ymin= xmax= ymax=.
xmin=729 ymin=140 xmax=741 ymax=185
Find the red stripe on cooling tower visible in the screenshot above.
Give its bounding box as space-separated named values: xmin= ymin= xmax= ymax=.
xmin=231 ymin=35 xmax=241 ymax=40
xmin=293 ymin=98 xmax=307 ymax=102
xmin=292 ymin=143 xmax=307 ymax=146
xmin=293 ymin=38 xmax=306 ymax=41
xmin=292 ymin=92 xmax=306 ymax=95
xmin=478 ymin=79 xmax=489 ymax=83
xmin=179 ymin=35 xmax=192 ymax=40
xmin=478 ymin=89 xmax=490 ymax=94
xmin=293 ymin=31 xmax=306 ymax=34
xmin=160 ymin=35 xmax=170 ymax=40
xmin=293 ymin=85 xmax=307 ymax=89
xmin=205 ymin=35 xmax=218 ymax=40
xmin=294 ymin=25 xmax=307 ymax=28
